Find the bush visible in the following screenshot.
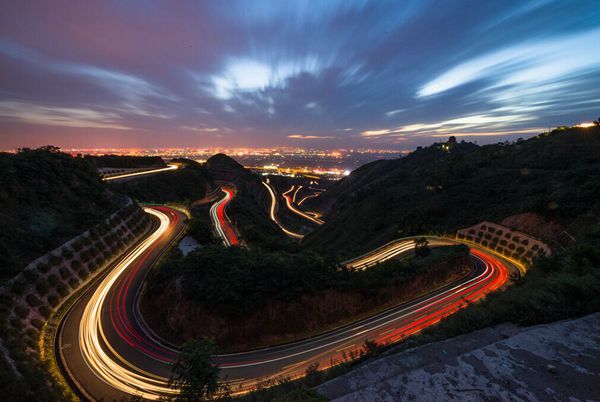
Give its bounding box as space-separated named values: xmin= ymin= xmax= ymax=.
xmin=47 ymin=274 xmax=59 ymax=287
xmin=15 ymin=305 xmax=29 ymax=319
xmin=62 ymin=248 xmax=74 ymax=259
xmin=56 ymin=284 xmax=69 ymax=298
xmin=10 ymin=317 xmax=23 ymax=330
xmin=47 ymin=295 xmax=59 ymax=308
xmin=59 ymin=267 xmax=69 ymax=279
xmin=37 ymin=263 xmax=51 ymax=273
xmin=25 ymin=294 xmax=42 ymax=307
xmin=35 ymin=281 xmax=50 ymax=296
xmin=49 ymin=255 xmax=62 ymax=266
xmin=23 ymin=270 xmax=40 ymax=282
xmin=30 ymin=318 xmax=44 ymax=330
xmin=38 ymin=305 xmax=52 ymax=319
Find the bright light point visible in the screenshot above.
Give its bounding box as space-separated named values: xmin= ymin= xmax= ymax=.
xmin=343 ymin=170 xmax=351 ymax=176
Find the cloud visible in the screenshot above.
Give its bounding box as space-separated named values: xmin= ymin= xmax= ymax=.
xmin=288 ymin=134 xmax=334 ymax=139
xmin=0 ymin=100 xmax=131 ymax=130
xmin=180 ymin=126 xmax=220 ymax=132
xmin=417 ymin=28 xmax=600 ymax=97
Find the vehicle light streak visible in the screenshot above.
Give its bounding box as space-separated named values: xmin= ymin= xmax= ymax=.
xmin=282 ymin=185 xmax=324 ymax=225
xmin=209 ymin=187 xmax=239 ymax=246
xmin=102 ymin=164 xmax=178 ymax=181
xmin=298 ymin=192 xmax=320 ymax=206
xmin=65 ymin=207 xmax=511 ymax=399
xmin=262 ymin=180 xmax=304 ymax=238
xmin=79 ymin=207 xmax=176 ymax=400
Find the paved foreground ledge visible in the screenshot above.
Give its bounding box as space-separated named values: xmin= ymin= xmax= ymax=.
xmin=317 ymin=313 xmax=600 ymax=401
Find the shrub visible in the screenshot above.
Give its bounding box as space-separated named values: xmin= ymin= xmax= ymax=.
xmin=10 ymin=317 xmax=23 ymax=330
xmin=49 ymin=255 xmax=62 ymax=266
xmin=25 ymin=294 xmax=42 ymax=307
xmin=38 ymin=305 xmax=52 ymax=319
xmin=37 ymin=263 xmax=51 ymax=273
xmin=35 ymin=281 xmax=50 ymax=296
xmin=15 ymin=305 xmax=29 ymax=319
xmin=59 ymin=267 xmax=69 ymax=279
xmin=23 ymin=269 xmax=40 ymax=282
xmin=47 ymin=295 xmax=59 ymax=308
xmin=47 ymin=274 xmax=59 ymax=287
xmin=30 ymin=318 xmax=44 ymax=330
xmin=56 ymin=284 xmax=69 ymax=298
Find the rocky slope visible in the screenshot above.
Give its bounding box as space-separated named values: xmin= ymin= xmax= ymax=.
xmin=317 ymin=312 xmax=600 ymax=401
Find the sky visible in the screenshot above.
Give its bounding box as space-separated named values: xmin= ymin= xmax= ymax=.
xmin=0 ymin=0 xmax=599 ymax=150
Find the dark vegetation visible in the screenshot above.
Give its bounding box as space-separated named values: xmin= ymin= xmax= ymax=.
xmin=109 ymin=159 xmax=210 ymax=204
xmin=417 ymin=220 xmax=600 ymax=342
xmin=204 ymin=153 xmax=291 ymax=250
xmin=304 ymin=127 xmax=600 ymax=257
xmin=142 ymin=245 xmax=469 ymax=349
xmin=168 ymin=338 xmax=230 ymax=402
xmin=0 ymin=146 xmax=122 ymax=282
xmin=228 ymin=186 xmax=296 ymax=251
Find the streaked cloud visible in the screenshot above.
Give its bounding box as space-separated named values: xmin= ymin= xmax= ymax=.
xmin=0 ymin=0 xmax=598 ymax=148
xmin=0 ymin=100 xmax=131 ymax=130
xmin=288 ymin=134 xmax=335 ymax=139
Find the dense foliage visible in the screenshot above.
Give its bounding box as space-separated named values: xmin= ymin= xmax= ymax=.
xmin=0 ymin=146 xmax=121 ymax=282
xmin=305 ymin=127 xmax=600 ymax=256
xmin=145 ymin=245 xmax=468 ymax=317
xmin=417 ymin=220 xmax=600 ymax=341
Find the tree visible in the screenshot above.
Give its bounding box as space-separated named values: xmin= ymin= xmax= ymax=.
xmin=594 ymin=117 xmax=600 ymax=126
xmin=414 ymin=237 xmax=430 ymax=257
xmin=169 ymin=339 xmax=228 ymax=402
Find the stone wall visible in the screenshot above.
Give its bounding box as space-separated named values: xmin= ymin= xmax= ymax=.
xmin=456 ymin=220 xmax=551 ymax=264
xmin=0 ymin=199 xmax=152 ymax=372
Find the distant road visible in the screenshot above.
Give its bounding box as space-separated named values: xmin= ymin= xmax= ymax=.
xmin=262 ymin=179 xmax=304 ymax=238
xmin=57 ymin=206 xmax=511 ymax=400
xmin=209 ymin=187 xmax=240 ymax=247
xmin=102 ymin=164 xmax=179 ymax=182
xmin=282 ymin=185 xmax=324 ymax=225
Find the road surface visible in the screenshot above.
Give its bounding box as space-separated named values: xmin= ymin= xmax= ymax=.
xmin=102 ymin=164 xmax=179 ymax=182
xmin=58 ymin=206 xmax=511 ymax=400
xmin=209 ymin=187 xmax=240 ymax=247
xmin=262 ymin=180 xmax=304 ymax=239
xmin=282 ymin=185 xmax=324 ymax=225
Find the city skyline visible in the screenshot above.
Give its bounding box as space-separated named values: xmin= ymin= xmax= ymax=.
xmin=1 ymin=1 xmax=599 ymax=149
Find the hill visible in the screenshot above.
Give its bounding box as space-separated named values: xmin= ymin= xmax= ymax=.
xmin=108 ymin=158 xmax=210 ymax=204
xmin=304 ymin=127 xmax=600 ymax=257
xmin=0 ymin=146 xmax=123 ymax=283
xmin=205 ymin=153 xmax=290 ymax=249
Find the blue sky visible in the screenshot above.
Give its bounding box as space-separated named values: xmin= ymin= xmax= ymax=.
xmin=0 ymin=0 xmax=599 ymax=149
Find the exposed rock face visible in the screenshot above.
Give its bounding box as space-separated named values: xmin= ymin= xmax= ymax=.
xmin=317 ymin=313 xmax=600 ymax=402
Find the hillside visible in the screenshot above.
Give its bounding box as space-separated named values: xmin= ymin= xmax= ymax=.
xmin=205 ymin=153 xmax=290 ymax=249
xmin=0 ymin=147 xmax=123 ymax=282
xmin=108 ymin=158 xmax=210 ymax=204
xmin=304 ymin=127 xmax=600 ymax=257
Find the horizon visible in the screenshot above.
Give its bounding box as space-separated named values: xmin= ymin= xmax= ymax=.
xmin=1 ymin=1 xmax=599 ymax=149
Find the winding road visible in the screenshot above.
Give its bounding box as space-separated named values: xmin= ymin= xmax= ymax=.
xmin=57 ymin=206 xmax=512 ymax=401
xmin=102 ymin=164 xmax=179 ymax=182
xmin=209 ymin=187 xmax=240 ymax=247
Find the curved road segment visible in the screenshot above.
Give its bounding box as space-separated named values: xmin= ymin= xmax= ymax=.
xmin=58 ymin=206 xmax=511 ymax=400
xmin=102 ymin=164 xmax=179 ymax=182
xmin=209 ymin=187 xmax=240 ymax=247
